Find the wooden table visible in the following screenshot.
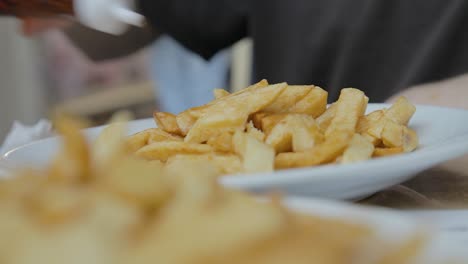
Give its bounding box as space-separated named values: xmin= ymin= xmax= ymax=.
xmin=363 ymin=154 xmax=468 ymax=209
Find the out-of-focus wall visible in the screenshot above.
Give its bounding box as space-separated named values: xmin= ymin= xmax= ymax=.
xmin=0 ymin=18 xmax=48 ymax=141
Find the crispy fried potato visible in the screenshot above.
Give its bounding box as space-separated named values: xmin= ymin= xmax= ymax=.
xmin=234 ymin=131 xmax=275 ymax=173
xmin=266 ymin=114 xmax=321 ymax=153
xmin=213 ymin=89 xmax=231 ymax=99
xmin=147 ymin=129 xmax=183 ymax=144
xmin=262 ymin=85 xmax=312 ymax=113
xmin=403 ymin=127 xmax=419 ymax=152
xmin=135 ymin=141 xmax=212 ymax=162
xmin=373 ymin=147 xmax=404 ymax=157
xmin=381 ymin=121 xmax=404 ymax=148
xmin=250 ymin=112 xmax=268 ymax=130
xmin=357 ymin=110 xmax=385 ymax=134
xmin=261 ymin=114 xmax=288 ymax=136
xmin=176 ymin=111 xmax=197 ymax=136
xmin=126 ymin=129 xmax=152 ymax=153
xmin=185 ymin=83 xmax=288 ymax=143
xmin=207 ymin=131 xmax=235 ymax=153
xmin=326 ymin=88 xmax=368 ymax=136
xmin=153 ymin=112 xmax=182 ymax=135
xmin=247 ymin=121 xmax=266 ymax=142
xmin=385 ymin=96 xmax=416 ymax=125
xmin=316 ymin=103 xmax=337 ymax=131
xmin=288 ymin=86 xmax=328 ymax=117
xmin=342 ymin=134 xmax=375 ymax=164
xmin=275 ymin=132 xmax=352 ymax=169
xmin=361 ymin=133 xmax=382 ymax=146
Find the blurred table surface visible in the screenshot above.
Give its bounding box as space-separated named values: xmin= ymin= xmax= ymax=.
xmin=362 ymin=154 xmax=468 ymax=209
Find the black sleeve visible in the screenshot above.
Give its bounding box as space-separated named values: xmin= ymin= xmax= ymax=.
xmin=137 ymin=0 xmax=248 ymax=60
xmin=64 ymin=23 xmax=160 ymax=62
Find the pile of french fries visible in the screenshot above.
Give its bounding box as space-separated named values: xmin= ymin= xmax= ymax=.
xmin=128 ymin=80 xmax=418 ymax=175
xmin=0 ymin=116 xmax=426 ymax=264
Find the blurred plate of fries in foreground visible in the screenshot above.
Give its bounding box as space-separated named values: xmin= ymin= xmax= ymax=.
xmin=3 ymin=80 xmax=468 ymax=200
xmin=0 ymin=116 xmax=466 ymax=264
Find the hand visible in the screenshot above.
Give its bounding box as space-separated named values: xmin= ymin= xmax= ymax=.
xmin=21 ymin=17 xmax=71 ymax=36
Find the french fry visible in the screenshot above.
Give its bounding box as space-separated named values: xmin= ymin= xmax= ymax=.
xmin=275 ymin=132 xmax=352 ymax=169
xmin=385 ymin=96 xmax=416 ymax=125
xmin=381 ymin=121 xmax=404 ymax=148
xmin=146 ymin=128 xmax=183 ymax=144
xmin=357 ymin=110 xmax=385 ymax=134
xmin=373 ymin=147 xmax=404 ymax=157
xmin=261 ymin=114 xmax=288 ymax=136
xmin=126 ymin=129 xmax=152 ymax=153
xmin=153 ymin=112 xmax=182 ymax=135
xmin=341 ymin=134 xmax=375 ymax=164
xmin=167 ymin=154 xmax=242 ymax=175
xmin=326 ymin=88 xmax=368 ymax=136
xmin=262 ymin=85 xmax=312 ymax=113
xmin=316 ymin=103 xmax=337 ymax=131
xmin=234 ymin=131 xmax=275 ymax=173
xmin=213 ymin=89 xmax=231 ymax=99
xmin=288 ymin=86 xmax=328 ymax=117
xmin=403 ymin=127 xmax=419 ymax=152
xmin=135 ymin=141 xmax=212 ymax=162
xmin=207 ymin=131 xmax=234 ymax=153
xmin=176 ymin=111 xmax=197 ymax=136
xmin=246 ymin=121 xmax=266 ymax=142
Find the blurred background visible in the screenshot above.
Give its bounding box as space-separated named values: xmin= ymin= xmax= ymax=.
xmin=0 ymin=18 xmax=253 ymax=141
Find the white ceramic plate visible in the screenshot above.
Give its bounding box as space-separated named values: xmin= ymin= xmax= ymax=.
xmin=2 ymin=104 xmax=468 ymax=200
xmin=282 ymin=197 xmax=467 ymax=263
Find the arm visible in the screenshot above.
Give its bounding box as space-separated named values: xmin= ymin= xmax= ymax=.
xmin=137 ymin=0 xmax=248 ymax=60
xmin=63 ymin=23 xmax=159 ymax=62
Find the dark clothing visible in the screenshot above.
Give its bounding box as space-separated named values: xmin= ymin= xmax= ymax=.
xmin=138 ymin=0 xmax=468 ymax=102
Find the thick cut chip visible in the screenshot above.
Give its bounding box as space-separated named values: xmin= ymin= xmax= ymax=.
xmin=261 ymin=114 xmax=288 ymax=136
xmin=326 ymin=88 xmax=368 ymax=136
xmin=135 ymin=141 xmax=212 ymax=162
xmin=249 ymin=112 xmax=268 ymax=130
xmin=341 ymin=134 xmax=375 ymax=164
xmin=385 ymin=96 xmax=416 ymax=125
xmin=275 ymin=132 xmax=352 ymax=169
xmin=234 ymin=131 xmax=275 ymax=173
xmin=357 ymin=110 xmax=385 ymax=134
xmin=381 ymin=121 xmax=404 ymax=148
xmin=126 ymin=129 xmax=152 ymax=153
xmin=266 ymin=114 xmax=322 ymax=153
xmin=153 ymin=112 xmax=182 ymax=135
xmin=361 ymin=133 xmax=382 ymax=146
xmin=185 ymin=83 xmax=287 ymax=143
xmin=316 ymin=103 xmax=337 ymax=131
xmin=246 ymin=121 xmax=266 ymax=142
xmin=213 ymin=89 xmax=230 ymax=99
xmin=403 ymin=127 xmax=419 ymax=152
xmin=176 ymin=111 xmax=197 ymax=136
xmin=373 ymin=147 xmax=404 ymax=157
xmin=288 ymin=86 xmax=328 ymax=117
xmin=144 ymin=128 xmax=183 ymax=144
xmin=207 ymin=131 xmax=235 ymax=153
xmin=262 ymin=85 xmax=312 ymax=113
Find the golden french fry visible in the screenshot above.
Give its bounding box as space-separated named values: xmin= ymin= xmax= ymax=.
xmin=176 ymin=111 xmax=197 ymax=136
xmin=357 ymin=110 xmax=385 ymax=133
xmin=249 ymin=112 xmax=268 ymax=130
xmin=234 ymin=131 xmax=275 ymax=173
xmin=373 ymin=147 xmax=404 ymax=157
xmin=287 ymin=86 xmax=328 ymax=117
xmin=316 ymin=103 xmax=337 ymax=131
xmin=403 ymin=127 xmax=419 ymax=152
xmin=153 ymin=112 xmax=182 ymax=135
xmin=361 ymin=132 xmax=382 ymax=146
xmin=135 ymin=141 xmax=212 ymax=162
xmin=147 ymin=129 xmax=183 ymax=144
xmin=265 ymin=118 xmax=292 ymax=153
xmin=326 ymin=88 xmax=368 ymax=136
xmin=206 ymin=131 xmax=234 ymax=153
xmin=381 ymin=121 xmax=404 ymax=148
xmin=341 ymin=134 xmax=375 ymax=164
xmin=262 ymin=85 xmax=312 ymax=113
xmin=126 ymin=129 xmax=151 ymax=153
xmin=275 ymin=132 xmax=352 ymax=169
xmin=261 ymin=114 xmax=288 ymax=136
xmin=246 ymin=121 xmax=266 ymax=142
xmin=385 ymin=96 xmax=416 ymax=125
xmin=185 ymin=83 xmax=287 ymax=143
xmin=213 ymin=89 xmax=231 ymax=99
